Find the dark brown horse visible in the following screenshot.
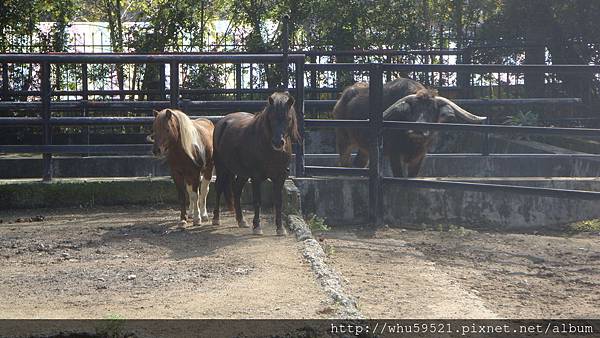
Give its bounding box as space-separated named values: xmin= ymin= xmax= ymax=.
xmin=212 ymin=92 xmax=299 ymax=235
xmin=147 ymin=108 xmax=214 ymax=225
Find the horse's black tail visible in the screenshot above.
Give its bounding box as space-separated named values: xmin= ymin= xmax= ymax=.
xmin=214 ymin=159 xmax=234 ymax=212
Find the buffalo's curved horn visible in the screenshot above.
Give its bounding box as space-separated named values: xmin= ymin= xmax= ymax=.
xmin=435 ymin=96 xmax=487 ymax=123
xmin=383 ymin=94 xmax=418 ymax=119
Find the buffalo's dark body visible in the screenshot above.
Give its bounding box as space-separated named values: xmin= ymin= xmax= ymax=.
xmin=333 ymin=77 xmax=485 ymax=177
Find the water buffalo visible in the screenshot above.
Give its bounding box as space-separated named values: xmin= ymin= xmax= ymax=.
xmin=333 ymin=77 xmax=486 ymax=177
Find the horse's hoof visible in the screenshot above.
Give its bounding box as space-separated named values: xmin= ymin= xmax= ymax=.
xmin=201 ymin=215 xmax=209 ymax=222
xmin=178 ymin=220 xmax=187 ymax=228
xmin=212 ymin=219 xmax=220 ymax=226
xmin=276 ymin=227 xmax=288 ymax=236
xmin=253 ymin=227 xmax=264 ymax=235
xmin=193 ymin=218 xmax=201 ymax=226
xmin=238 ymin=219 xmax=250 ymax=228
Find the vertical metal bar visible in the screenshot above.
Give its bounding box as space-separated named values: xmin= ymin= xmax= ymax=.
xmin=294 ymin=59 xmax=305 ymax=177
xmin=41 ymin=62 xmax=52 ymax=181
xmin=458 ymin=47 xmax=472 ymax=98
xmin=82 ymin=63 xmax=90 ymax=157
xmin=1 ymin=63 xmax=8 ymax=101
xmin=481 ymin=117 xmax=490 ymax=156
xmin=159 ymin=63 xmax=166 ymax=100
xmin=170 ymin=62 xmax=179 ymax=107
xmin=281 ymin=14 xmax=290 ymax=90
xmin=235 ymin=63 xmax=242 ymax=100
xmin=309 ymin=55 xmax=317 ymax=117
xmin=386 ymin=54 xmax=392 ymax=82
xmin=117 ymin=63 xmax=125 ymax=101
xmin=369 ymin=64 xmax=384 ymax=226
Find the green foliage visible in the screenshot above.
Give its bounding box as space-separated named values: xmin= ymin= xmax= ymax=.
xmin=96 ymin=314 xmax=126 ymax=338
xmin=568 ymin=219 xmax=600 ymax=233
xmin=306 ymin=214 xmax=330 ymax=232
xmin=503 ymin=111 xmax=539 ymax=127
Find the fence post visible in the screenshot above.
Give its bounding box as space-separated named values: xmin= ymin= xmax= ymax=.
xmin=160 ymin=64 xmax=167 ymax=100
xmin=41 ymin=62 xmax=53 ymax=181
xmin=481 ymin=117 xmax=490 ymax=156
xmin=235 ymin=63 xmax=242 ymax=100
xmin=82 ymin=63 xmax=90 ymax=157
xmin=294 ymin=58 xmax=305 ymax=177
xmin=170 ymin=62 xmax=179 ymax=108
xmin=281 ymin=14 xmax=290 ymax=90
xmin=309 ymin=54 xmax=317 ymax=117
xmin=1 ymin=63 xmax=8 ymax=101
xmin=369 ymin=64 xmax=384 ymax=226
xmin=458 ymin=46 xmax=472 ymax=98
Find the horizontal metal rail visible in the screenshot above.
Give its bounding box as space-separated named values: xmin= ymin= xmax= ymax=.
xmin=305 ymin=166 xmax=369 ymax=177
xmin=305 ymin=63 xmax=600 ymax=73
xmin=382 ymin=120 xmax=600 ymax=137
xmin=0 ymin=100 xmax=267 ymax=112
xmin=0 ymin=144 xmax=151 ymax=153
xmin=384 ymin=177 xmax=600 ymax=200
xmin=305 ymin=119 xmax=370 ymax=129
xmin=0 ymin=116 xmax=225 ymax=126
xmin=304 ymin=118 xmax=600 ymax=138
xmin=301 ymin=49 xmax=464 ymax=56
xmin=382 ymin=63 xmax=600 ymax=74
xmin=304 ymin=98 xmax=582 ymax=111
xmin=0 ymin=53 xmax=305 ymax=64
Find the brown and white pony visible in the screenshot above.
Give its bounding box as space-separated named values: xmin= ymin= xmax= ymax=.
xmin=147 ymin=108 xmax=214 ymax=225
xmin=212 ymin=92 xmax=299 ymax=235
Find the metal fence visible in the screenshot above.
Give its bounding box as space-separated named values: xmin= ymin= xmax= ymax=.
xmin=303 ymin=63 xmax=600 ymax=225
xmin=3 ymin=54 xmax=600 ymax=225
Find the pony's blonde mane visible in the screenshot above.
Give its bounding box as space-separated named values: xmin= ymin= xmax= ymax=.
xmin=164 ymin=109 xmax=204 ymax=166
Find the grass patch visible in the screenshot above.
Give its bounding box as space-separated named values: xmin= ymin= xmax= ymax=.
xmin=306 ymin=214 xmax=330 ymax=233
xmin=568 ymin=219 xmax=600 ymax=233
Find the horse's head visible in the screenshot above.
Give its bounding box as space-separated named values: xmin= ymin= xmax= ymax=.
xmin=264 ymin=92 xmax=299 ymax=151
xmin=147 ymin=108 xmax=178 ymax=157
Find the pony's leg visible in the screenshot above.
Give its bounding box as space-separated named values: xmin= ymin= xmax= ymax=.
xmin=199 ymin=176 xmax=210 ymax=222
xmin=186 ymin=184 xmax=195 ymax=220
xmin=272 ymin=177 xmax=287 ymax=236
xmin=251 ymin=178 xmax=263 ymax=235
xmin=186 ymin=182 xmax=201 ymax=226
xmin=233 ymin=176 xmax=249 ymax=228
xmin=173 ymin=173 xmax=187 ymax=225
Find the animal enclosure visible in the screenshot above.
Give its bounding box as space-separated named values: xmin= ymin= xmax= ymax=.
xmin=3 ymin=53 xmax=600 ymax=225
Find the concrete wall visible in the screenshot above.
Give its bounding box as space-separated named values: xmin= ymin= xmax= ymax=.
xmin=0 ymin=177 xmax=273 ymax=210
xmin=2 ymin=154 xmax=599 ymax=179
xmin=294 ymin=177 xmax=600 ymax=230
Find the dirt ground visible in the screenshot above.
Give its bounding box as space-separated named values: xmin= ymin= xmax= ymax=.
xmin=320 ymin=225 xmax=600 ymax=318
xmin=1 ymin=205 xmax=599 ymax=320
xmin=0 ymin=206 xmax=334 ymax=319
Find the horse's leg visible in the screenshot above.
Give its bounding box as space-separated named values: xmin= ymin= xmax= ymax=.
xmin=233 ymin=176 xmax=249 ymax=228
xmin=172 ymin=173 xmax=187 ymax=225
xmin=251 ymin=178 xmax=263 ymax=235
xmin=199 ymin=169 xmax=211 ymax=222
xmin=212 ymin=173 xmax=221 ymax=226
xmin=272 ymin=177 xmax=287 ymax=236
xmin=186 ymin=176 xmax=201 ymax=226
xmin=186 ymin=183 xmax=195 ymax=221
